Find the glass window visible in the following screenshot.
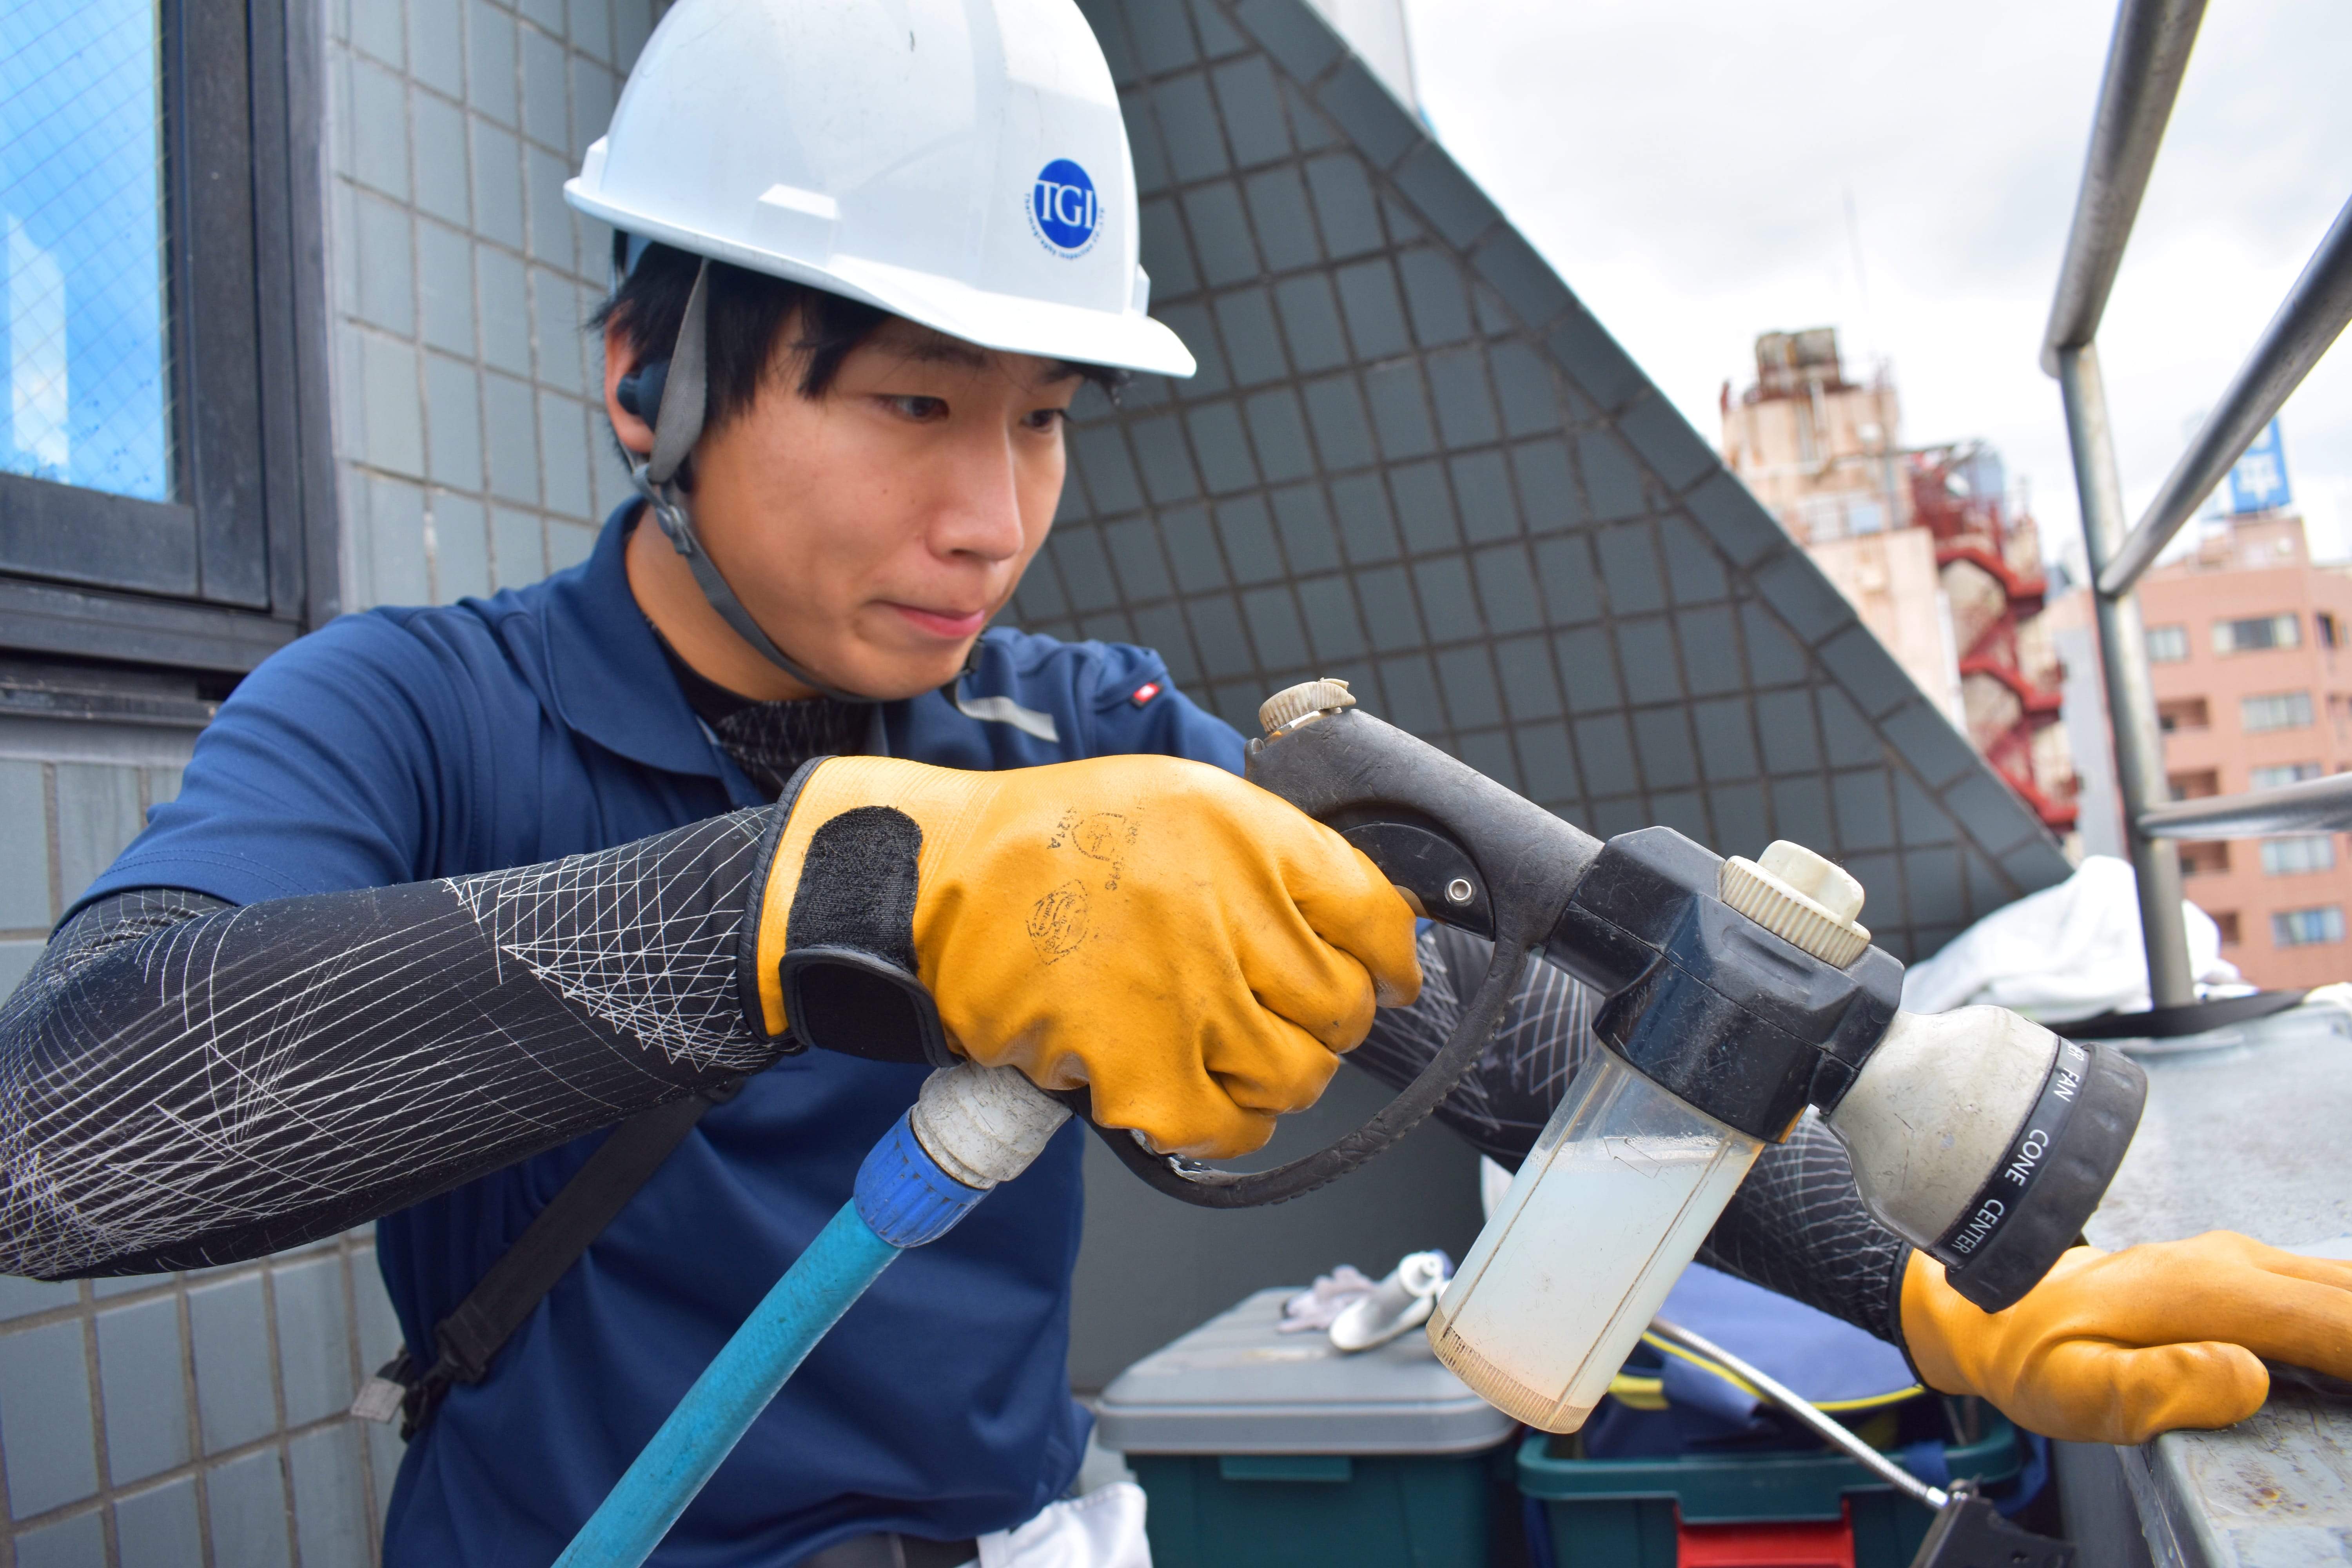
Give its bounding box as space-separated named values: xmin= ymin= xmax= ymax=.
xmin=2259 ymin=835 xmax=2336 ymax=875
xmin=2214 ymin=613 xmax=2301 ymax=654
xmin=2271 ymin=906 xmax=2345 ymax=947
xmin=2145 ymin=624 xmax=2189 ymax=662
xmin=2251 ymin=762 xmax=2323 ymax=790
xmin=0 ymin=0 xmax=173 ymax=502
xmin=2241 ymin=691 xmax=2315 ymax=732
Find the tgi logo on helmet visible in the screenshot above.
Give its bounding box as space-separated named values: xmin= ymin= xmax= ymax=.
xmin=1028 ymin=159 xmax=1101 ymax=258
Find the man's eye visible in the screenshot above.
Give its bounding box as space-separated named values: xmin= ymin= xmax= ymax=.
xmin=1022 ymin=408 xmax=1069 ymax=432
xmin=887 ymin=395 xmax=948 ymax=421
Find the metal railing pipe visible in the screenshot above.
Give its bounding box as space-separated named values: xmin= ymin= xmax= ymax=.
xmin=2040 ymin=0 xmax=2206 ymax=374
xmin=2095 ymin=191 xmax=2352 ymax=595
xmin=2058 ymin=344 xmax=2196 ymax=1006
xmin=2139 ymin=772 xmax=2352 ymax=841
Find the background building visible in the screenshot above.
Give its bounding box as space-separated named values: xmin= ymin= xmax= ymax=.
xmin=0 ymin=1 xmax=2072 ymax=1561
xmin=1721 ymin=327 xmax=2077 ymax=837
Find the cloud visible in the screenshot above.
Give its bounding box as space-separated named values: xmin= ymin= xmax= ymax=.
xmin=1406 ymin=0 xmax=2352 ymax=560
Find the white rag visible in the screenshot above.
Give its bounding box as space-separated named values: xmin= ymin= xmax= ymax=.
xmin=1899 ymin=855 xmax=2241 ymax=1022
xmin=974 ymin=1481 xmax=1151 ymax=1568
xmin=1276 ymin=1265 xmax=1379 ymax=1332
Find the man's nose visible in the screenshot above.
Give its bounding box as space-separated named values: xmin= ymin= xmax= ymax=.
xmin=928 ymin=432 xmax=1033 ymax=563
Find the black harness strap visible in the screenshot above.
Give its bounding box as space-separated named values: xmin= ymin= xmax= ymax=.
xmin=355 ymin=1079 xmax=741 ymax=1439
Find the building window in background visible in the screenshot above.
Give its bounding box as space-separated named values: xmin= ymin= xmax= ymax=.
xmin=2251 ymin=762 xmax=2324 ymax=790
xmin=2271 ymin=906 xmax=2345 ymax=947
xmin=2178 ymin=841 xmax=2230 ymax=877
xmin=2214 ymin=614 xmax=2301 ymax=654
xmin=2241 ymin=691 xmax=2315 ymax=733
xmin=2259 ymin=836 xmax=2337 ymax=876
xmin=2212 ymin=911 xmax=2241 ymax=946
xmin=2145 ymin=624 xmax=2189 ymax=662
xmin=0 ymin=0 xmax=173 ymax=502
xmin=2158 ymin=697 xmax=2210 ymax=733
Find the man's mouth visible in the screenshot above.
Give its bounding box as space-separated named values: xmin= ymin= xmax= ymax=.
xmin=885 ymin=603 xmax=989 ymax=640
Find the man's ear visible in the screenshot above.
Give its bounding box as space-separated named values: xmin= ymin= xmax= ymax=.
xmin=604 ymin=319 xmax=655 ymax=459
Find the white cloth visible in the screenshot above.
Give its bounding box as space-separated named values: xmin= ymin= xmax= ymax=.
xmin=1899 ymin=855 xmax=2241 ymax=1022
xmin=975 ymin=1482 xmax=1151 ymax=1568
xmin=1276 ymin=1265 xmax=1379 ymax=1332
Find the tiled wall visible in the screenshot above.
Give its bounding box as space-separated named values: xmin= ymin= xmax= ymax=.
xmin=324 ymin=0 xmax=663 ymax=612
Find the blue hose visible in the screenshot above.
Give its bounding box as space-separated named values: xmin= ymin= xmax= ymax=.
xmin=555 ymin=1112 xmax=991 ymax=1568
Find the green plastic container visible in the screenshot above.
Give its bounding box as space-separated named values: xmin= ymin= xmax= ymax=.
xmin=1516 ymin=1411 xmax=2024 ymax=1567
xmin=1098 ymin=1288 xmax=1516 ymax=1568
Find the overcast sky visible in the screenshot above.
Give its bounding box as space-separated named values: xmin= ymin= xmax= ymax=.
xmin=1400 ymin=0 xmax=2352 ymax=568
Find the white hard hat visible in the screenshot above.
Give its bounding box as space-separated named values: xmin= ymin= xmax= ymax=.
xmin=564 ymin=0 xmax=1195 ymax=378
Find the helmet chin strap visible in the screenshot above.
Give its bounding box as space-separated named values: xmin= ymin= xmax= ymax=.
xmin=626 ymin=259 xmax=883 ymax=706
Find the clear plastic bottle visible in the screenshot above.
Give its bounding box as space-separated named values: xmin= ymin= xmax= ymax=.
xmin=1426 ymin=1050 xmax=1764 ymax=1432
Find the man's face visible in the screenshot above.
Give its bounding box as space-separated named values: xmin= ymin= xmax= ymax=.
xmin=610 ymin=312 xmax=1083 ymax=701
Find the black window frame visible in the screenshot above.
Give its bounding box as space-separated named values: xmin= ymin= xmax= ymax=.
xmin=0 ymin=0 xmax=335 ymax=676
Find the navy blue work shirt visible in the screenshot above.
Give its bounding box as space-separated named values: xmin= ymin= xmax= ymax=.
xmin=83 ymin=504 xmax=1247 ymax=1567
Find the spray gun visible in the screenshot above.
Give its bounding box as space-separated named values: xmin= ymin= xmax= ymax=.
xmin=557 ymin=681 xmax=2144 ymax=1566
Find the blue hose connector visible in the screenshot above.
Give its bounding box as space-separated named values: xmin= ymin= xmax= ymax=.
xmin=855 ymin=1112 xmax=989 ymax=1247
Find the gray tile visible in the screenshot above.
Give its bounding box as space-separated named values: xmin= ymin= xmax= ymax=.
xmin=1232 ymin=0 xmax=1343 ymax=82
xmin=416 ymin=219 xmax=477 ymax=355
xmin=434 ymin=494 xmax=494 ymax=603
xmin=469 ymin=119 xmax=526 ymax=250
xmin=1944 ymin=773 xmax=2038 ymax=857
xmin=1740 ymin=602 xmax=1809 ymax=686
xmin=1377 ymin=653 xmax=1443 ymax=735
xmin=115 ymin=1475 xmax=201 ymax=1568
xmin=1131 ymin=603 xmax=1199 ymax=684
xmin=292 ymin=1429 xmax=374 ymax=1568
xmin=1157 ymin=303 xmax=1224 ymax=394
xmin=1210 ymin=289 xmax=1287 ymax=387
xmin=1532 ymin=533 xmax=1600 ymax=625
xmin=467 ymin=0 xmax=519 ymax=126
xmin=1572 ymin=715 xmax=1638 ymax=797
xmin=1270 ymin=484 xmax=1345 ymax=576
xmin=1652 ymin=789 xmax=1709 ymax=845
xmin=1123 ymin=83 xmax=1173 ymax=196
xmin=347 ymin=59 xmax=410 ymax=200
xmin=1675 ymin=605 xmax=1740 ymax=696
xmin=1709 ymin=782 xmax=1770 ymax=859
xmin=1152 ymin=72 xmax=1227 ymax=183
xmin=412 ymin=91 xmax=472 ymax=227
xmin=1490 ymin=633 xmax=1562 ymax=722
xmin=539 ymin=391 xmax=594 ymax=520
xmin=1751 ymin=552 xmax=1855 ymax=646
xmin=1471 ymin=230 xmax=1572 ymax=332
xmin=1124 ymin=0 xmax=1201 ymax=75
xmin=1489 ymin=343 xmax=1559 ymax=438
xmin=1241 ymin=586 xmax=1308 ymax=670
xmin=1334 ymin=258 xmax=1408 ymax=360
xmin=1555 ymin=626 xmax=1622 ymax=713
xmin=1312 ymin=57 xmax=1417 ymax=171
xmin=1303 ymin=154 xmax=1381 ymax=260
xmin=1272 ymin=275 xmax=1347 ymax=373
xmin=1658 ymin=515 xmax=1728 ymax=605
xmin=1388 ymin=461 xmax=1457 ymax=553
xmin=0 ymin=1320 xmax=97 ymax=1516
xmin=1329 ymin=471 xmax=1398 ymax=564
xmin=1517 ymin=721 xmax=1577 ymax=804
xmin=1102 ymin=517 xmax=1173 ymax=603
xmin=1905 ymin=847 xmax=1967 ymax=928
xmin=1575 ymin=430 xmax=1645 ymax=523
xmin=1155 ymin=506 xmax=1221 ymax=595
xmin=363 ymin=475 xmax=432 ymax=608
xmin=571 ymin=0 xmax=612 ymax=66
xmin=1820 ymin=623 xmax=1916 ymax=719
xmin=1180 ymin=183 xmax=1258 ymax=289
xmin=274 ymin=1256 xmax=354 ymax=1430
xmin=1592 ymin=524 xmax=1663 ymax=615
xmin=1770 ymin=775 xmax=1833 ymax=849
xmin=0 ymin=938 xmax=42 ymax=998
xmin=0 ymin=760 xmax=52 ymax=928
xmin=1127 ymin=414 xmax=1201 ymax=506
xmin=1411 ymin=559 xmax=1476 ymax=644
xmin=358 ymin=331 xmax=426 ymax=477
xmin=1214 ymin=496 xmax=1283 ymax=585
xmin=1300 ymin=375 xmax=1374 ymax=470
xmin=1895 ymin=769 xmax=1959 ymax=846
xmin=424 ymin=354 xmax=484 ymax=490
xmin=14 ymin=1510 xmax=104 ymax=1568
xmin=1185 ymin=596 xmax=1254 ymax=680
xmin=1431 ymin=363 xmax=1501 ymax=468
xmin=519 ymin=0 xmax=565 ymax=38
xmin=0 ymin=1274 xmax=77 ymax=1325
xmin=1458 ymin=729 xmax=1522 ymax=793
xmin=1243 ymin=389 xmax=1313 ymax=483
xmin=410 ymin=0 xmax=466 ymax=97
xmin=1614 ymin=619 xmax=1681 ymax=706
xmin=1435 ymin=648 xmax=1502 ymax=730
xmin=483 ymin=372 xmax=541 ymax=503
xmin=1546 ymin=309 xmax=1646 ymax=415
xmin=1617 ymin=391 xmax=1715 ymax=492
xmin=1512 ymin=439 xmax=1584 ymax=535
xmin=572 ymin=53 xmax=616 ymax=154
xmin=519 ymin=24 xmax=570 ymax=149
xmin=1684 ymin=470 xmax=1785 ymax=570
xmin=1055 ymin=529 xmax=1120 ymax=613
xmin=97 ymin=1298 xmax=190 ymax=1484
xmin=1884 ymin=702 xmax=1977 ymax=790
xmin=1393 ymin=141 xmax=1500 ymax=249
xmin=351 ymin=193 xmax=415 ymax=335
xmin=1816 ymin=687 xmax=1880 ymax=769
xmin=2000 ymin=840 xmax=2069 ymax=891
xmin=1138 ymin=198 xmax=1197 ymax=298
xmin=548 ymin=519 xmax=597 ymax=570
xmin=54 ymin=763 xmax=143 ymax=910
xmin=1190 ymin=0 xmax=1248 ymax=57
xmin=206 ymin=1448 xmax=293 ymax=1568
xmin=1755 ymin=689 xmax=1821 ymax=775
xmin=1296 ymin=576 xmax=1366 ymax=661
xmin=1244 ymin=167 xmax=1320 ymax=272
xmin=1471 ymin=544 xmax=1541 ymax=633
xmin=1832 ymin=769 xmax=1896 ymax=851
xmin=1212 ymin=55 xmax=1290 ymax=167
xmin=1588 ymin=796 xmax=1648 ymax=838
xmin=477 ymin=244 xmax=532 ymax=371
xmin=525 ymin=145 xmax=578 ymax=270
xmin=1361 ymin=362 xmax=1435 ymax=460
xmin=1353 ymin=566 xmax=1424 ymax=652
xmin=188 ymin=1274 xmax=278 ymax=1453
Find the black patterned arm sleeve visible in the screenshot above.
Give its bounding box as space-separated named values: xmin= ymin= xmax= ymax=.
xmin=1348 ymin=924 xmax=1909 ymax=1343
xmin=0 ymin=811 xmax=783 ymax=1281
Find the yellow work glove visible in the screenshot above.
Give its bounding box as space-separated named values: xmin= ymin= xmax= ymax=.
xmin=1901 ymin=1232 xmax=2352 ymax=1444
xmin=752 ymin=754 xmax=1421 ymax=1159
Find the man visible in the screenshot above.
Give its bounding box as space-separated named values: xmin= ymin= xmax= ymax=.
xmin=2 ymin=2 xmax=2345 ymax=1564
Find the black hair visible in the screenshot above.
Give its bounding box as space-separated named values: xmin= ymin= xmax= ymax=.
xmin=590 ymin=240 xmax=1125 ymax=439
